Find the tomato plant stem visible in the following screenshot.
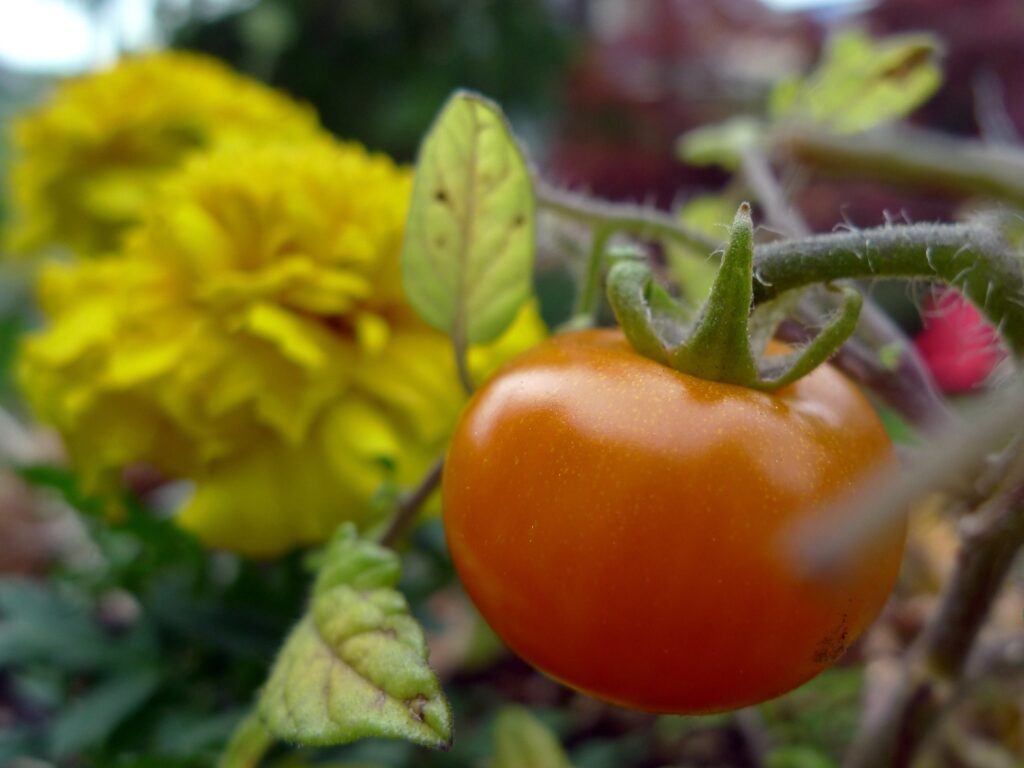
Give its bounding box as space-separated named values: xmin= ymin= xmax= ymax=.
xmin=739 ymin=144 xmax=951 ymax=428
xmin=573 ymin=224 xmax=613 ymax=319
xmin=538 ymin=176 xmax=953 ymax=426
xmin=739 ymin=145 xmax=811 ymax=238
xmin=379 ymin=456 xmax=445 ymax=548
xmin=778 ymin=126 xmax=1024 ymax=209
xmin=535 ymin=182 xmax=721 ymax=254
xmin=753 ymin=223 xmax=1024 ymax=358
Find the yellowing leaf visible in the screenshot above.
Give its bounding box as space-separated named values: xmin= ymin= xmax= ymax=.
xmin=258 ymin=525 xmax=451 ymax=750
xmin=493 ymin=706 xmax=573 ymax=768
xmin=401 ymin=91 xmax=535 ymax=346
xmin=770 ymin=30 xmax=942 ymax=134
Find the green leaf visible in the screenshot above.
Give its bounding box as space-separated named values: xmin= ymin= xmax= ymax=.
xmin=50 ymin=667 xmax=161 ymax=757
xmin=770 ymin=30 xmax=942 ymax=134
xmin=675 ymin=116 xmax=764 ymax=170
xmin=493 ymin=706 xmax=573 ymax=768
xmin=401 ymin=90 xmax=535 ymax=346
xmin=0 ymin=580 xmax=150 ymax=671
xmin=257 ymin=525 xmax=451 ymax=751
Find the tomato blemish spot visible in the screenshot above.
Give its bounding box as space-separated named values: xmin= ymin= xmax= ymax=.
xmin=812 ymin=612 xmax=850 ymax=664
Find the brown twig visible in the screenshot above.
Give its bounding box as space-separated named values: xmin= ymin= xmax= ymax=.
xmin=842 ymin=466 xmax=1024 ymax=768
xmin=378 ymin=456 xmax=445 ymax=548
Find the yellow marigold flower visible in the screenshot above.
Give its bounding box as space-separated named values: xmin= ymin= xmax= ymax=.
xmin=18 ymin=139 xmax=545 ymax=556
xmin=7 ymin=50 xmax=320 ymax=257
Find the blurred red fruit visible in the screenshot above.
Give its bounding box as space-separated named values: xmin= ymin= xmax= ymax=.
xmin=914 ymin=290 xmax=1005 ymax=393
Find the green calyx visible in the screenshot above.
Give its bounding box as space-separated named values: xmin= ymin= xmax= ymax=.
xmin=607 ymin=203 xmax=863 ymax=391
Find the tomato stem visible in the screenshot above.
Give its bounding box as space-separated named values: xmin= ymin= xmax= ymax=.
xmin=606 ymin=204 xmax=864 ymax=390
xmin=753 ymin=221 xmax=1024 ymax=359
xmin=573 ymin=223 xmax=613 ymax=320
xmin=378 ymin=455 xmax=445 ymax=548
xmin=535 ymin=182 xmax=720 ymax=254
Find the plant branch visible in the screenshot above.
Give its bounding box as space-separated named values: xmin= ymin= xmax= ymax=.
xmin=535 ymin=182 xmax=721 ymax=255
xmin=379 ymin=456 xmax=445 ymax=548
xmin=753 ymin=222 xmax=1024 ymax=358
xmin=843 ymin=482 xmax=1024 ymax=768
xmin=739 ymin=145 xmax=810 ymax=238
xmin=789 ymin=383 xmax=1024 ymax=574
xmin=575 ymin=224 xmax=613 ymax=319
xmin=740 ymin=146 xmax=951 ymax=427
xmin=777 ymin=126 xmax=1024 ymax=208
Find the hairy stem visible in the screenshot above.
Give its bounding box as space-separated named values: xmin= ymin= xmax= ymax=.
xmin=378 ymin=456 xmax=445 ymax=548
xmin=778 ymin=126 xmax=1024 ymax=208
xmin=740 ymin=146 xmax=951 ymax=427
xmin=739 ymin=146 xmax=811 ymax=238
xmin=753 ymin=223 xmax=1024 ymax=358
xmin=536 ymin=183 xmax=720 ymax=254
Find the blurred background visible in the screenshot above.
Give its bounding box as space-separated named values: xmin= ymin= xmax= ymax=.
xmin=3 ymin=0 xmax=1023 ymax=211
xmin=2 ymin=1 xmax=1024 ymax=766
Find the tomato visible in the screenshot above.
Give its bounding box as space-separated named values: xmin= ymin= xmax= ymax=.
xmin=443 ymin=329 xmax=904 ymax=713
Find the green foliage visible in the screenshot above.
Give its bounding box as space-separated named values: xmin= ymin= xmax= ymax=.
xmin=402 ymin=91 xmax=535 ymax=348
xmin=2 ymin=470 xmax=307 ymax=766
xmin=771 ymin=30 xmax=942 ymax=134
xmin=0 ymin=580 xmax=161 ymax=759
xmin=258 ymin=525 xmax=451 ymax=751
xmin=765 ymin=745 xmax=838 ymax=768
xmin=758 ymin=668 xmax=864 ymax=760
xmin=51 ymin=668 xmax=163 ymax=757
xmin=677 ymin=31 xmax=943 ymax=171
xmin=492 ymin=706 xmax=574 ymax=768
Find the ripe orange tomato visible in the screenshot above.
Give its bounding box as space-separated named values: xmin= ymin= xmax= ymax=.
xmin=443 ymin=329 xmax=904 ymax=713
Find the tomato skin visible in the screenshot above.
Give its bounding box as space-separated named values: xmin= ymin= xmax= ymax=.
xmin=443 ymin=329 xmax=904 ymax=714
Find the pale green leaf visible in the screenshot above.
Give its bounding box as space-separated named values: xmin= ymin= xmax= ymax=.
xmin=770 ymin=30 xmax=942 ymax=134
xmin=493 ymin=706 xmax=573 ymax=768
xmin=402 ymin=90 xmax=535 ymax=345
xmin=258 ymin=525 xmax=451 ymax=751
xmin=675 ymin=116 xmax=764 ymax=170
